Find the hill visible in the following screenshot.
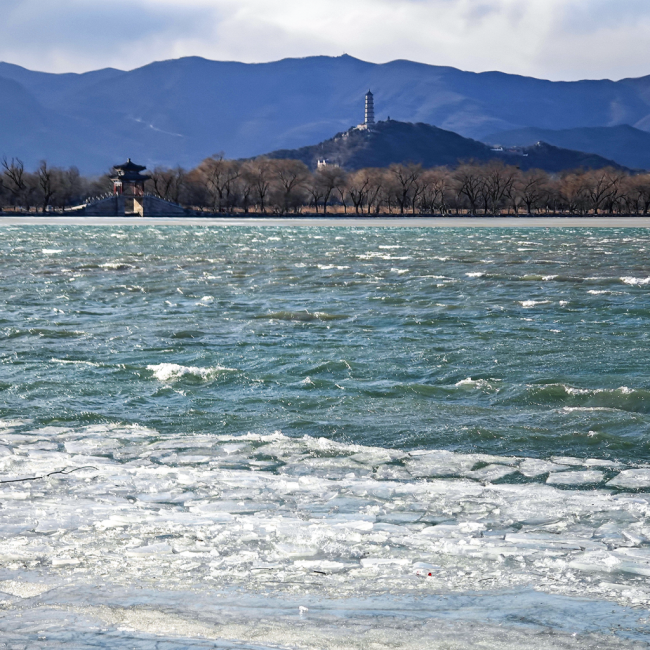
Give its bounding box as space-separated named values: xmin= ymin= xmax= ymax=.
xmin=483 ymin=125 xmax=650 ymax=171
xmin=1 ymin=55 xmax=650 ymax=172
xmin=263 ymin=120 xmax=625 ymax=173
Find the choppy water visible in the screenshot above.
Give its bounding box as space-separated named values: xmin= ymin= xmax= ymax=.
xmin=1 ymin=225 xmax=650 ymax=648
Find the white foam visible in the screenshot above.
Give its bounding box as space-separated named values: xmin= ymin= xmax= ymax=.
xmin=519 ymin=300 xmax=551 ymax=308
xmin=454 ymin=378 xmax=494 ymax=390
xmin=51 ymin=358 xmax=101 ymax=367
xmin=147 ymin=363 xmax=236 ymax=382
xmin=621 ymin=276 xmax=650 ymax=285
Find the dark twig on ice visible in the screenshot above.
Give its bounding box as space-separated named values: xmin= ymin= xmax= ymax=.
xmin=0 ymin=466 xmax=98 ymax=484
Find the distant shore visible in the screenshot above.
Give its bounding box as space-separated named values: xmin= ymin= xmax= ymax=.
xmin=3 ymin=215 xmax=650 ymax=228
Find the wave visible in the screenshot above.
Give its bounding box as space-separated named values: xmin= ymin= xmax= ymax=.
xmin=621 ymin=276 xmax=650 ymax=286
xmin=100 ymin=261 xmax=135 ymax=270
xmin=519 ymin=300 xmax=551 ymax=308
xmin=147 ymin=363 xmax=237 ymax=382
xmin=51 ymin=358 xmax=101 ymax=367
xmin=257 ymin=311 xmax=349 ymax=322
xmin=501 ymin=383 xmax=650 ymax=414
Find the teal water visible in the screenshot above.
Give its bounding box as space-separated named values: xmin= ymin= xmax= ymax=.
xmin=2 ymin=226 xmax=650 ymax=461
xmin=2 ymin=225 xmax=650 ymax=648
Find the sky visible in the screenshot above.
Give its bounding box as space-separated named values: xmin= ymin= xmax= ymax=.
xmin=2 ymin=0 xmax=650 ymax=81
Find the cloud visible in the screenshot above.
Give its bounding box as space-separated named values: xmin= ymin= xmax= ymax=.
xmin=0 ymin=0 xmax=649 ymax=80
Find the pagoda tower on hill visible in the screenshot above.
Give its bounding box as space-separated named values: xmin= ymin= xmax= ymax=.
xmin=365 ymin=90 xmax=375 ymax=127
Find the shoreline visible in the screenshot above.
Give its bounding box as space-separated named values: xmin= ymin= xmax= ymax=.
xmin=3 ymin=215 xmax=650 ymax=227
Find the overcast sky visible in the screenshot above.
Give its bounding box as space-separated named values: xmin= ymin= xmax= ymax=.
xmin=2 ymin=0 xmax=650 ymax=80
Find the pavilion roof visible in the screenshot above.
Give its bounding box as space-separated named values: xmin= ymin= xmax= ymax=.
xmin=113 ymin=158 xmax=147 ymax=173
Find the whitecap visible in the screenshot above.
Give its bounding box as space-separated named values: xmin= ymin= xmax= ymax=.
xmin=455 ymin=377 xmax=492 ymax=389
xmin=146 ymin=363 xmax=236 ymax=382
xmin=42 ymin=249 xmax=63 ymax=255
xmin=51 ymin=358 xmax=101 ymax=367
xmin=196 ymin=296 xmax=214 ymax=305
xmin=100 ymin=262 xmax=134 ymax=270
xmin=621 ymin=276 xmax=650 ymax=286
xmin=465 ymin=272 xmax=484 ymax=278
xmin=519 ymin=300 xmax=551 ymax=308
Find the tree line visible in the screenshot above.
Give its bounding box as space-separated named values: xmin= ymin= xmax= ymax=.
xmin=3 ymin=155 xmax=650 ymax=215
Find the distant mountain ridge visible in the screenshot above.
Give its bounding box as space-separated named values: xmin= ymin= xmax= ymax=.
xmin=483 ymin=125 xmax=650 ymax=170
xmin=1 ymin=55 xmax=650 ymax=172
xmin=263 ymin=120 xmax=625 ymax=172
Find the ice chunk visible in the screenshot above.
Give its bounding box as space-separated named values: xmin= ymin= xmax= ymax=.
xmin=126 ymin=543 xmax=173 ymax=555
xmin=607 ymin=469 xmax=650 ymax=489
xmin=360 ymin=558 xmax=411 ymax=568
xmin=294 ymin=560 xmax=355 ymax=573
xmin=547 ymin=471 xmax=604 ymax=485
xmin=465 ymin=464 xmax=517 ymax=483
xmin=405 ymin=451 xmax=476 ymax=477
xmin=518 ymin=459 xmax=567 ymax=477
xmin=584 ymin=459 xmax=624 ymax=469
xmin=551 ymin=456 xmax=586 ymax=466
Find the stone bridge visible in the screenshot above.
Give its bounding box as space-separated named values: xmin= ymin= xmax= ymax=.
xmin=67 ymin=194 xmax=192 ymax=217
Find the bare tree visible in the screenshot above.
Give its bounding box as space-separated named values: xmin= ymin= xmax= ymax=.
xmin=150 ymin=166 xmax=186 ymax=203
xmin=237 ymin=162 xmax=257 ymax=213
xmin=316 ymin=166 xmax=346 ymax=214
xmin=346 ymin=169 xmax=371 ymax=214
xmin=584 ymin=168 xmax=623 ymax=214
xmin=518 ymin=169 xmax=549 ymax=214
xmin=198 ymin=154 xmax=241 ymax=212
xmin=418 ymin=168 xmax=452 ymax=214
xmin=366 ymin=169 xmax=385 ymax=214
xmin=247 ymin=158 xmax=274 ymax=213
xmin=2 ymin=157 xmax=27 ymax=207
xmin=271 ymin=160 xmax=309 ymax=214
xmin=559 ymin=172 xmax=589 ymax=214
xmin=481 ymin=162 xmax=519 ymax=215
xmin=36 ymin=161 xmax=60 ymax=212
xmin=388 ymin=163 xmax=422 ymax=214
xmin=306 ymin=172 xmax=326 ymax=213
xmin=454 ymin=164 xmax=483 ymax=215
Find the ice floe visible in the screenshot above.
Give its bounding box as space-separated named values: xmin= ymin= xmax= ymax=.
xmin=0 ymin=424 xmax=648 ymax=617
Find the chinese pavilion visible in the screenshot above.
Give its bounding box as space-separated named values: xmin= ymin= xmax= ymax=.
xmin=111 ymin=159 xmax=150 ymax=216
xmin=112 ymin=159 xmax=149 ymax=196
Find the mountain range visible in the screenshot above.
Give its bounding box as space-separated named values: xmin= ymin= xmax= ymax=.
xmin=1 ymin=55 xmax=650 ymax=173
xmin=264 ymin=120 xmax=624 ymax=173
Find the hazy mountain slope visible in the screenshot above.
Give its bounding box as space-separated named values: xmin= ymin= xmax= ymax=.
xmin=483 ymin=125 xmax=650 ymax=170
xmin=1 ymin=54 xmax=650 ymax=172
xmin=263 ymin=121 xmax=625 ymax=172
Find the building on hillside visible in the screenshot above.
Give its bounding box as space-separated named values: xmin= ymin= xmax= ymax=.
xmin=317 ymin=159 xmax=340 ymax=169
